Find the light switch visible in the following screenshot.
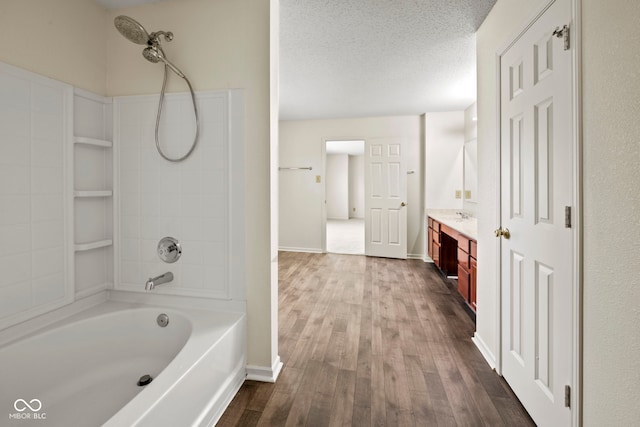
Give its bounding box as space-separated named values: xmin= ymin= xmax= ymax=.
xmin=465 ymin=190 xmax=472 ymax=199
xmin=316 ymin=175 xmax=321 ymax=183
xmin=455 ymin=190 xmax=462 ymax=199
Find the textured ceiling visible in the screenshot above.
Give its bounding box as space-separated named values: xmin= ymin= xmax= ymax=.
xmin=96 ymin=0 xmax=496 ymax=120
xmin=280 ymin=0 xmax=496 ymax=120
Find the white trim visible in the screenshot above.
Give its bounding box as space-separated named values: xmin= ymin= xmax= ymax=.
xmin=278 ymin=246 xmax=324 ymax=254
xmin=407 ymin=253 xmax=425 ymax=260
xmin=472 ymin=333 xmax=497 ymax=370
xmin=246 ymin=355 xmax=283 ymax=383
xmin=321 ymin=139 xmax=327 ymax=253
xmin=570 ymin=1 xmax=583 ymax=425
xmin=494 ymin=49 xmax=504 ymax=376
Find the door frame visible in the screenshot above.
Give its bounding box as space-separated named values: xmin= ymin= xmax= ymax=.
xmin=494 ymin=0 xmax=582 ymax=424
xmin=321 ymin=138 xmax=366 ymax=254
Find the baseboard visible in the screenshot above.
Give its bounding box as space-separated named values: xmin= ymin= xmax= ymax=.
xmin=408 ymin=253 xmax=426 ymax=260
xmin=246 ymin=356 xmax=283 ymax=383
xmin=278 ymin=247 xmax=323 ymax=254
xmin=472 ymin=332 xmax=497 ymax=370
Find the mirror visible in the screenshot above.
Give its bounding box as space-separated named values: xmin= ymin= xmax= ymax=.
xmin=463 ymin=138 xmax=477 ymax=203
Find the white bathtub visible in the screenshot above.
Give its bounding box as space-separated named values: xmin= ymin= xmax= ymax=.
xmin=0 ymin=301 xmax=246 ymax=426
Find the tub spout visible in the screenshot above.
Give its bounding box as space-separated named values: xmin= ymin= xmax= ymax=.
xmin=145 ymin=272 xmax=174 ymax=291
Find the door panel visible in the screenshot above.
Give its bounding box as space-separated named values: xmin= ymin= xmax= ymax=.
xmin=365 ymin=138 xmax=407 ymax=259
xmin=499 ymin=0 xmax=573 ymax=425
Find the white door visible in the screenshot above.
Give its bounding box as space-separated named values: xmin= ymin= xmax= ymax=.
xmin=499 ymin=0 xmax=574 ymax=425
xmin=364 ymin=138 xmax=407 ymax=259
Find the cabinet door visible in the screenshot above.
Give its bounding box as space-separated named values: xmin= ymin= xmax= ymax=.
xmin=458 ymin=265 xmax=469 ymax=301
xmin=470 ymin=257 xmax=477 ymax=311
xmin=432 ymin=242 xmax=441 ymax=268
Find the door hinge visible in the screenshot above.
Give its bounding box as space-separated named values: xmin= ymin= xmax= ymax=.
xmin=565 ymin=206 xmax=572 ymax=228
xmin=553 ymin=24 xmax=570 ymax=50
xmin=564 ymin=385 xmax=571 ymax=408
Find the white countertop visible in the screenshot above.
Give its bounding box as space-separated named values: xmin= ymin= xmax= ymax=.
xmin=427 ymin=209 xmax=478 ymax=240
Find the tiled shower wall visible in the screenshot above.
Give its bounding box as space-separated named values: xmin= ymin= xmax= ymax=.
xmin=0 ymin=63 xmax=72 ymax=329
xmin=115 ymin=91 xmax=238 ymax=299
xmin=0 ymin=61 xmax=243 ymax=330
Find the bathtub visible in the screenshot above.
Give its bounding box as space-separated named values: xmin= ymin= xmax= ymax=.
xmin=0 ymin=301 xmax=246 ymax=426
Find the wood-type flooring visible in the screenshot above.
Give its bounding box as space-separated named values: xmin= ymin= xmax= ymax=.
xmin=218 ymin=252 xmax=535 ymax=426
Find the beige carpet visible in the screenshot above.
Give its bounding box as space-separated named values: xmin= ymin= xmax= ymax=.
xmin=326 ymin=218 xmax=364 ymax=255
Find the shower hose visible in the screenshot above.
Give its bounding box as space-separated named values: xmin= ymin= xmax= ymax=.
xmin=154 ymin=64 xmax=199 ymax=162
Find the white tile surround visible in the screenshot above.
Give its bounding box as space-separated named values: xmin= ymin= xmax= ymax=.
xmin=1 ymin=59 xmax=245 ymax=331
xmin=0 ymin=62 xmax=73 ymax=329
xmin=114 ymin=91 xmax=242 ymax=299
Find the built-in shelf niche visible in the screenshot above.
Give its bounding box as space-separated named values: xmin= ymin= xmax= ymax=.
xmin=74 ymin=190 xmax=113 ymax=198
xmin=73 ymin=88 xmax=114 ymax=298
xmin=75 ymin=240 xmax=113 ymax=252
xmin=74 ymin=136 xmax=113 ymax=148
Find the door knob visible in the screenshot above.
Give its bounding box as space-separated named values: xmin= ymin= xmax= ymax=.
xmin=401 ymin=202 xmax=406 ymax=207
xmin=494 ymin=228 xmax=511 ymax=239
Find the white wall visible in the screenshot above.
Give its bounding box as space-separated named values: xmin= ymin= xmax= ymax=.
xmin=279 ymin=116 xmax=425 ymax=257
xmin=424 ymin=111 xmax=464 ymax=210
xmin=349 ymin=155 xmax=365 ymax=218
xmin=581 ymin=0 xmax=640 ymax=423
xmin=326 ymin=154 xmax=349 ymax=219
xmin=0 ymin=0 xmax=107 ymax=95
xmin=476 ymin=0 xmax=640 ymax=424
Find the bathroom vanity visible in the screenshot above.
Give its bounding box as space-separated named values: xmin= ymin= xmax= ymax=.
xmin=427 ymin=212 xmax=477 ymax=312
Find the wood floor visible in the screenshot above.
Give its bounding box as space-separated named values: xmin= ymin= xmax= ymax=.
xmin=218 ymin=252 xmax=535 ymax=427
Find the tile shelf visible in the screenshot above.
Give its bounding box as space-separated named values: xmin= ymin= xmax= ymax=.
xmin=74 ymin=136 xmax=112 ymax=148
xmin=74 ymin=239 xmax=113 ymax=252
xmin=74 ymin=190 xmax=113 ymax=198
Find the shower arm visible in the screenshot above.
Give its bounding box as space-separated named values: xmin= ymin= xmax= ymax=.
xmin=149 ymin=31 xmax=174 ymax=45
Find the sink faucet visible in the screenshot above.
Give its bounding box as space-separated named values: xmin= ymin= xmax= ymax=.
xmin=456 ymin=211 xmax=469 ymax=220
xmin=145 ymin=272 xmax=174 ymax=291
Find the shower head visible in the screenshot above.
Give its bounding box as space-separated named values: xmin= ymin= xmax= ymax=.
xmin=114 ymin=15 xmax=150 ymax=45
xmin=142 ymin=46 xmax=186 ymax=78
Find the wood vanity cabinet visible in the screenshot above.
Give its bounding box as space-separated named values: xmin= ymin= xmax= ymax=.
xmin=428 ymin=218 xmax=441 ymax=268
xmin=428 ymin=216 xmax=477 ymax=312
xmin=470 ymin=240 xmax=477 ymax=311
xmin=457 ymin=234 xmax=471 ymax=302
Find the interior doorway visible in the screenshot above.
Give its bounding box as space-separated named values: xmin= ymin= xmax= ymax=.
xmin=323 ymin=140 xmax=365 ymax=255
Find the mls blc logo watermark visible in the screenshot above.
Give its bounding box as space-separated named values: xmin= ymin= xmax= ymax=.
xmin=9 ymin=399 xmax=46 ymax=420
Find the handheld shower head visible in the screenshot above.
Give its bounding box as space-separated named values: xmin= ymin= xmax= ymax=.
xmin=142 ymin=46 xmax=186 ymax=78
